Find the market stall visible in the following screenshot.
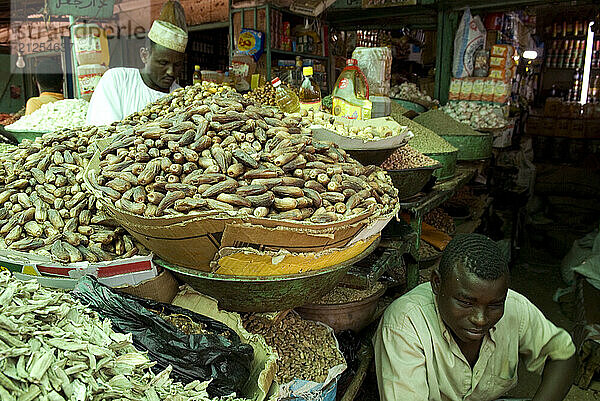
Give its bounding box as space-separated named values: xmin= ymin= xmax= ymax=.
xmin=0 ymin=0 xmax=599 ymax=399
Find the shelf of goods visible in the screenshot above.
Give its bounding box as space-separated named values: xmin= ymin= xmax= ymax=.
xmin=229 ymin=2 xmax=330 ymax=89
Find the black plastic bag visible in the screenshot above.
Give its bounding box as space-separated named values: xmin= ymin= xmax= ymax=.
xmin=72 ymin=276 xmax=253 ymax=397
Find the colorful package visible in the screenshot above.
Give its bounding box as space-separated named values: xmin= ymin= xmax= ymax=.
xmin=471 ymin=78 xmax=484 ymax=101
xmin=459 ymin=78 xmax=474 ymax=100
xmin=237 ymin=29 xmax=264 ymax=62
xmin=449 ymin=78 xmax=463 ymax=100
xmin=482 ymin=78 xmax=497 ymax=102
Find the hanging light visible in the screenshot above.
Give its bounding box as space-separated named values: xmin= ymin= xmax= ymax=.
xmin=15 ymin=53 xmax=25 ymax=69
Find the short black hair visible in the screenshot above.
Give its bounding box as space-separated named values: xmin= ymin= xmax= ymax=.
xmin=36 ymin=59 xmax=63 ymax=92
xmin=438 ymin=233 xmax=509 ymax=281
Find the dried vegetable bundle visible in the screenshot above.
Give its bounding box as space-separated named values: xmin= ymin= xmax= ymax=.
xmin=0 ymin=271 xmax=247 ymax=401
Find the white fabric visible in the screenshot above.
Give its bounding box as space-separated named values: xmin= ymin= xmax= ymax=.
xmin=86 ymin=67 xmax=180 ymax=126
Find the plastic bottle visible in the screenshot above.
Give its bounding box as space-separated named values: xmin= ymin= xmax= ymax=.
xmin=193 ymin=65 xmax=201 ymax=85
xmin=332 ymin=59 xmax=372 ymax=120
xmin=271 ymin=77 xmax=300 ymax=114
xmin=299 ymin=67 xmax=322 ymax=112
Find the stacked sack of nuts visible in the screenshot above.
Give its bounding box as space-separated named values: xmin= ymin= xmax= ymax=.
xmin=89 ymin=82 xmax=399 ymax=224
xmin=243 ymin=312 xmax=345 ymax=384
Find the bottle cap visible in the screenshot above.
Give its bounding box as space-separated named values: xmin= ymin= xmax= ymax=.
xmin=194 ymin=65 xmax=200 ymax=70
xmin=346 ymin=58 xmax=358 ymax=66
xmin=271 ymin=77 xmax=281 ymax=87
xmin=303 ymin=67 xmax=313 ymax=76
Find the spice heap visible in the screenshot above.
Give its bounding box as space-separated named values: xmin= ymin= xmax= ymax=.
xmin=5 ymin=99 xmax=89 ymax=132
xmin=414 ymin=109 xmax=483 ymax=136
xmin=0 ymin=271 xmax=246 ymax=401
xmin=315 ymin=282 xmax=385 ymax=305
xmin=0 ymin=127 xmax=146 ymax=263
xmin=390 ymin=83 xmax=439 ymax=105
xmin=0 ymin=112 xmax=20 ymax=126
xmin=92 ymin=83 xmax=398 ymax=223
xmin=441 ymin=101 xmax=507 ymax=130
xmin=243 ymin=313 xmax=345 ymax=384
xmin=153 ymin=310 xmax=231 ymax=339
xmin=390 ymin=101 xmax=410 ymax=120
xmin=418 ymin=241 xmax=440 ymax=260
xmin=381 ymin=145 xmax=437 ymax=170
xmin=391 ymin=114 xmax=457 ymax=154
xmin=424 ymin=207 xmax=455 ymax=234
xmin=244 ymin=83 xmax=298 ymax=107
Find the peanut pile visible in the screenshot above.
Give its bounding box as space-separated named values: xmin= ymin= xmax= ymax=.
xmin=381 ymin=145 xmax=438 ymax=170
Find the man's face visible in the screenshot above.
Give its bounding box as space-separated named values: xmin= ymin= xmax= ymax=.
xmin=140 ymin=44 xmax=185 ymax=90
xmin=432 ymin=263 xmax=509 ymax=345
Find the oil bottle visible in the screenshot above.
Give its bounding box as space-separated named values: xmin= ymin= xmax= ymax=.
xmin=332 ymin=59 xmax=372 ymax=120
xmin=193 ymin=65 xmax=201 ymax=85
xmin=299 ymin=66 xmax=322 ymax=112
xmin=272 ymin=77 xmax=300 ymax=114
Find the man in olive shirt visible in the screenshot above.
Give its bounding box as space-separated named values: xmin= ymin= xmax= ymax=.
xmin=374 ymin=234 xmax=577 ymax=401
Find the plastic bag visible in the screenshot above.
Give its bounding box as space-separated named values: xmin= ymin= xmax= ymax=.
xmin=453 ymin=8 xmax=486 ymax=78
xmin=72 ymin=276 xmax=254 ymax=397
xmin=352 ymin=47 xmax=392 ymax=97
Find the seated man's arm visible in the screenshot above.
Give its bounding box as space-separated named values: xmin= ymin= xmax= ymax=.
xmin=374 ymin=322 xmax=429 ymax=401
xmin=517 ymin=295 xmax=577 ymax=401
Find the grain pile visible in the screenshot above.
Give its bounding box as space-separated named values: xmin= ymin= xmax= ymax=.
xmin=414 ymin=109 xmax=482 ymax=136
xmin=381 ymin=145 xmax=437 ymax=170
xmin=0 ymin=271 xmax=247 ymax=401
xmin=301 ymin=111 xmax=403 ymax=141
xmin=242 ymin=313 xmax=344 ymax=384
xmin=90 ymin=83 xmax=398 ymax=223
xmin=418 ymin=241 xmax=440 ymax=260
xmin=315 ymin=282 xmax=385 ymax=305
xmin=391 ymin=114 xmax=457 ymax=155
xmin=0 ymin=127 xmax=146 ymax=263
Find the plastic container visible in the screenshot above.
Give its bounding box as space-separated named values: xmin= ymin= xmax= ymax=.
xmin=202 ymin=70 xmax=223 ymax=84
xmin=332 ymin=59 xmax=372 ymax=120
xmin=370 ymin=95 xmax=391 ymax=118
xmin=72 ymin=24 xmax=110 ymax=66
xmin=299 ymin=66 xmax=322 ymax=112
xmin=272 ymin=77 xmax=300 ymax=114
xmin=77 ymin=64 xmax=107 ymax=101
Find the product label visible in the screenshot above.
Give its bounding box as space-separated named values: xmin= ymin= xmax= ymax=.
xmin=75 ymin=36 xmax=101 ymax=54
xmin=338 ymin=78 xmax=350 ymax=90
xmin=78 ymin=73 xmax=103 ymax=95
xmin=300 ymin=101 xmax=322 ymax=112
xmin=332 ymin=97 xmax=372 ymax=120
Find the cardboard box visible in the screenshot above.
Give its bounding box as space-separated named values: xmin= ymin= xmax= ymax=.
xmin=0 ymin=250 xmax=157 ymax=289
xmin=84 ymin=142 xmax=385 ymax=271
xmin=556 ymin=119 xmax=570 ymax=137
xmin=116 ymin=269 xmax=179 ymax=303
xmin=585 ymin=120 xmax=600 ymax=139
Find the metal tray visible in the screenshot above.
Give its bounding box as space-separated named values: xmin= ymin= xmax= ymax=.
xmin=156 ymin=238 xmax=380 ymax=312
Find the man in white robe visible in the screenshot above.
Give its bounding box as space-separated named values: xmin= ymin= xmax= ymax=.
xmin=86 ymin=20 xmax=187 ymax=126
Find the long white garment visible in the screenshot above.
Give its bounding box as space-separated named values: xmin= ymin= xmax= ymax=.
xmin=86 ymin=67 xmax=179 ymax=126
